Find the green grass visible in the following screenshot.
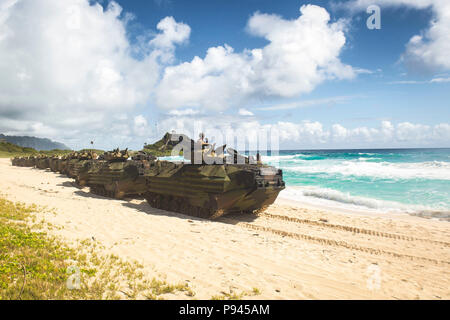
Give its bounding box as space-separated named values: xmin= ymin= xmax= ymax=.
xmin=0 ymin=141 xmax=36 ymax=154
xmin=0 ymin=142 xmax=74 ymax=158
xmin=0 ymin=142 xmax=36 ymax=158
xmin=77 ymin=149 xmax=104 ymax=155
xmin=0 ymin=197 xmax=195 ymax=300
xmin=142 ymin=145 xmax=183 ymax=157
xmin=0 ymin=196 xmax=262 ymax=300
xmin=211 ymin=287 xmax=262 ymax=300
xmin=142 ymin=133 xmax=183 ymax=157
xmin=0 ymin=141 xmax=107 ymax=159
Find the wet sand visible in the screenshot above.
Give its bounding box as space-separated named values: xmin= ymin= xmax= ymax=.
xmin=1 ymin=158 xmax=449 ymax=299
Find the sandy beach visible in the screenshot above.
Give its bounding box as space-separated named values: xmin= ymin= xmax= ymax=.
xmin=1 ymin=158 xmax=449 ymax=299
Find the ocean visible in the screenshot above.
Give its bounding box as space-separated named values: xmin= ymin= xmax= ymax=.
xmin=262 ymin=148 xmax=450 ymax=220
xmin=159 ymin=148 xmax=450 ymax=220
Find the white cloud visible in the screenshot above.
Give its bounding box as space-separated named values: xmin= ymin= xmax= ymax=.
xmin=154 ymin=115 xmax=450 ymax=149
xmin=0 ymin=0 xmax=158 ymax=115
xmin=278 ymin=121 xmax=330 ymax=144
xmin=380 ymin=120 xmax=395 ymax=141
xmin=150 ymin=16 xmax=190 ymax=49
xmin=433 ymin=123 xmax=450 ymax=141
xmin=168 ymin=108 xmax=200 ymax=116
xmin=331 ymin=123 xmax=348 ymax=141
xmin=149 ymin=16 xmax=191 ymax=63
xmin=0 ymin=0 xmax=189 ymax=148
xmin=154 ymin=5 xmax=356 ymax=110
xmin=0 ymin=1 xmax=447 ymax=150
xmin=430 ymin=77 xmax=450 ymax=83
xmin=388 ymin=80 xmax=425 ymax=84
xmin=257 ymin=96 xmax=356 ymax=111
xmin=396 ymin=122 xmax=431 ymax=141
xmin=238 ymin=108 xmax=254 ymax=116
xmin=328 ymin=120 xmax=448 ymax=146
xmin=341 ymin=0 xmax=450 ymax=72
xmin=133 ymin=115 xmax=149 ymax=137
xmin=388 ymin=76 xmax=450 ymax=84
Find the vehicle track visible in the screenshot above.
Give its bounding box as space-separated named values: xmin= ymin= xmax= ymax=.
xmin=218 ymin=217 xmax=450 ymax=265
xmin=254 ymin=212 xmax=450 ymax=247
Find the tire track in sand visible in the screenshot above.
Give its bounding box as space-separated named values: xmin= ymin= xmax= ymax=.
xmin=219 ymin=217 xmax=450 ymax=266
xmin=255 ymin=212 xmax=450 ymax=247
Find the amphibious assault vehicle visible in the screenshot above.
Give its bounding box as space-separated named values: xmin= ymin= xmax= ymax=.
xmin=10 ymin=133 xmax=285 ymax=219
xmin=70 ymin=152 xmax=99 ymax=186
xmin=12 ymin=156 xmax=35 ymax=167
xmin=143 ymin=134 xmax=285 ymax=219
xmin=49 ymin=156 xmax=61 ymax=172
xmin=66 ymin=152 xmax=96 ymax=179
xmin=11 ymin=157 xmax=21 ymax=167
xmin=35 ymin=156 xmax=50 ymax=170
xmin=87 ymin=149 xmax=155 ymax=199
xmin=24 ymin=156 xmax=36 ymax=167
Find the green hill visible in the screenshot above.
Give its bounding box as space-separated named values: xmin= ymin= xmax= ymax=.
xmin=0 ymin=134 xmax=70 ymax=151
xmin=143 ymin=132 xmax=190 ymax=156
xmin=0 ymin=141 xmax=36 ymax=157
xmin=0 ymin=141 xmax=73 ymax=158
xmin=78 ymin=148 xmax=105 ymax=155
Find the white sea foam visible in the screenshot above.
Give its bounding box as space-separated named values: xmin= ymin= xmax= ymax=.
xmin=158 ymin=155 xmax=189 ymax=162
xmin=262 ymin=154 xmax=300 ymax=162
xmin=286 ymin=160 xmax=450 ymax=180
xmin=280 ymin=186 xmax=450 ymax=220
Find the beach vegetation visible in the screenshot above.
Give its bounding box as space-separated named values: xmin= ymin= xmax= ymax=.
xmin=142 ymin=133 xmax=184 ymax=157
xmin=0 ymin=196 xmax=195 ymax=300
xmin=211 ymin=287 xmax=262 ymax=300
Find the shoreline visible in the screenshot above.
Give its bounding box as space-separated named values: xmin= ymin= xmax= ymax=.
xmin=1 ymin=158 xmax=449 ymax=299
xmin=276 ymin=193 xmax=448 ymax=223
xmin=277 ymin=187 xmax=450 ymax=222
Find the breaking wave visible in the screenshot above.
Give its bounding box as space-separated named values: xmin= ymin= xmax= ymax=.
xmin=280 ymin=186 xmax=450 ymax=221
xmin=285 ymin=160 xmax=450 ymax=180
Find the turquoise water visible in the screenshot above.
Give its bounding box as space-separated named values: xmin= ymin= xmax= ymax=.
xmin=262 ymin=149 xmax=450 ymax=220
xmin=159 ymin=149 xmax=450 ymax=219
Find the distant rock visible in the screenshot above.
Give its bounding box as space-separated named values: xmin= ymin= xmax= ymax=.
xmin=0 ymin=134 xmax=70 ymax=151
xmin=143 ymin=132 xmax=192 ymax=156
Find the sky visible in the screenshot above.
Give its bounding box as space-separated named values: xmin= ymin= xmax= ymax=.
xmin=0 ymin=0 xmax=449 ymax=150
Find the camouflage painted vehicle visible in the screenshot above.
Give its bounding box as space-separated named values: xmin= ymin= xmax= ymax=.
xmin=21 ymin=157 xmax=31 ymax=167
xmin=57 ymin=156 xmax=68 ymax=175
xmin=24 ymin=156 xmax=36 ymax=167
xmin=74 ymin=152 xmax=99 ymax=186
xmin=11 ymin=157 xmax=21 ymax=166
xmin=66 ymin=153 xmax=82 ymax=178
xmin=35 ymin=156 xmax=50 ymax=170
xmin=131 ymin=151 xmax=157 ymax=162
xmin=22 ymin=157 xmax=30 ymax=167
xmin=142 ymin=135 xmax=285 ymax=219
xmin=65 ymin=151 xmax=98 ymax=183
xmin=49 ymin=156 xmax=61 ymax=172
xmin=87 ymin=149 xmax=152 ymax=199
xmin=11 ymin=156 xmax=35 ymax=167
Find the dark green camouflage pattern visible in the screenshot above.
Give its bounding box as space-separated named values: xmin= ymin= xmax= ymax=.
xmin=35 ymin=156 xmax=50 ymax=170
xmin=143 ymin=160 xmax=285 ymax=219
xmin=10 ymin=136 xmax=285 ymax=219
xmin=86 ymin=149 xmax=151 ymax=199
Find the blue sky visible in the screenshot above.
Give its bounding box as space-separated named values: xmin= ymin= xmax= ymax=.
xmin=104 ymin=0 xmax=450 ymax=147
xmin=0 ymin=0 xmax=449 ymax=150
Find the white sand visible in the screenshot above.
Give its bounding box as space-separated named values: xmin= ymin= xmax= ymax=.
xmin=1 ymin=158 xmax=449 ymax=299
